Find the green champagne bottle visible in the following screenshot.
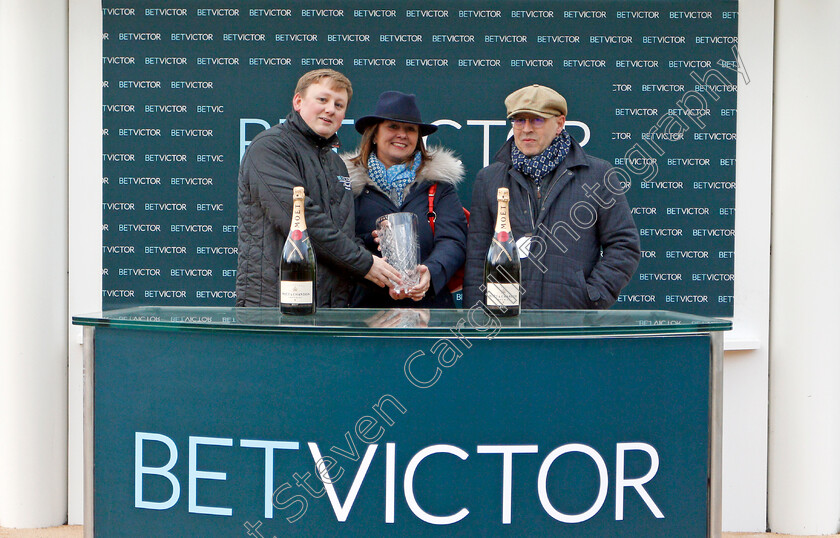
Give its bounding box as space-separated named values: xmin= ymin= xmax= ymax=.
xmin=279 ymin=187 xmax=317 ymax=315
xmin=484 ymin=188 xmax=521 ymax=317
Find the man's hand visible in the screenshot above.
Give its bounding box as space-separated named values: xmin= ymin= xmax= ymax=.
xmin=365 ymin=256 xmax=402 ymax=288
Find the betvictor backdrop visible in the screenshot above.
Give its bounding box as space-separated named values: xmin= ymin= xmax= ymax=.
xmin=102 ymin=0 xmax=738 ymax=315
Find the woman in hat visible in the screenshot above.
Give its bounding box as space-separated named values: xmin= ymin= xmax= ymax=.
xmin=344 ymin=91 xmax=468 ymax=307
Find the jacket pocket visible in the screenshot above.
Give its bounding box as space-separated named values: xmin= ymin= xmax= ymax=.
xmin=537 ymin=254 xmax=591 ymax=309
xmin=577 ymin=269 xmax=603 ymax=308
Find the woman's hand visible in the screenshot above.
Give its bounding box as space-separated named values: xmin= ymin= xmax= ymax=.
xmin=390 ymin=265 xmax=430 ymax=302
xmin=371 ymin=229 xmax=381 ymax=251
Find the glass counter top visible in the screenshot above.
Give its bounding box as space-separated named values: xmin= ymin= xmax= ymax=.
xmin=73 ymin=307 xmax=731 ymax=338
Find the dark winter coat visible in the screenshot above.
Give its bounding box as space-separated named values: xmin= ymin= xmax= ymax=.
xmin=236 ymin=111 xmax=373 ymax=307
xmin=344 ymin=147 xmax=468 ymax=308
xmin=463 ymin=136 xmax=640 ymax=310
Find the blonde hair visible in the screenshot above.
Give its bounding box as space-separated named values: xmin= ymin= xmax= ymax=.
xmin=294 ymin=69 xmax=353 ymax=102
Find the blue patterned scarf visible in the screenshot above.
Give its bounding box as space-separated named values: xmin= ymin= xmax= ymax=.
xmin=511 ymin=130 xmax=572 ymax=187
xmin=367 ymin=151 xmax=422 ymax=207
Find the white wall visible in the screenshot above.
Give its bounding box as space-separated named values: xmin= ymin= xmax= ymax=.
xmin=718 ymin=0 xmax=774 ymax=531
xmin=0 ymin=0 xmax=69 ymax=528
xmin=60 ymin=0 xmax=777 ymax=531
xmin=768 ymin=0 xmax=840 ymax=534
xmin=67 ymin=0 xmax=103 ymax=525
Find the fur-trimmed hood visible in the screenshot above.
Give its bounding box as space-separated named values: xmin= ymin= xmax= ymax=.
xmin=341 ymin=146 xmax=464 ymax=197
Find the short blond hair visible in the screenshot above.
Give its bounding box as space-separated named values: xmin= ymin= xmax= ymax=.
xmin=294 ymin=69 xmax=353 ymax=102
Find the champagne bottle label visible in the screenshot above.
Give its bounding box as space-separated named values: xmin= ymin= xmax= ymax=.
xmin=495 ymin=188 xmax=511 ymax=234
xmin=486 ymin=282 xmax=520 ymax=307
xmin=280 ymin=281 xmax=313 ymax=304
xmin=290 ymin=187 xmax=307 ymax=232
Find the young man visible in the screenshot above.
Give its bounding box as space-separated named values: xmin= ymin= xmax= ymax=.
xmin=463 ymin=84 xmax=641 ymax=310
xmin=236 ymin=69 xmax=399 ymax=307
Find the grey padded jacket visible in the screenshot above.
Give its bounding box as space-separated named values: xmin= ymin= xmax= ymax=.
xmin=236 ymin=112 xmax=373 ymax=307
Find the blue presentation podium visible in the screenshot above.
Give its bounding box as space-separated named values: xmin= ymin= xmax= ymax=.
xmin=73 ymin=307 xmax=729 ymax=537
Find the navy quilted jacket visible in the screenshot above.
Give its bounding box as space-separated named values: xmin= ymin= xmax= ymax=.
xmin=344 ymin=148 xmax=467 ymax=308
xmin=464 ymin=137 xmax=640 ymax=310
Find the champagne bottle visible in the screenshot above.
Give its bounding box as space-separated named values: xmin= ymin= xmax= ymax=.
xmin=280 ymin=187 xmax=317 ymax=315
xmin=484 ymin=187 xmax=521 ymax=317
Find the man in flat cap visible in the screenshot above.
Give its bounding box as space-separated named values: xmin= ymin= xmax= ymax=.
xmin=463 ymin=84 xmax=640 ymax=310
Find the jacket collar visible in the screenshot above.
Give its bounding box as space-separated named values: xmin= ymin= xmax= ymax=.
xmin=342 ymin=146 xmax=464 ymax=197
xmin=286 ymin=111 xmax=341 ymax=150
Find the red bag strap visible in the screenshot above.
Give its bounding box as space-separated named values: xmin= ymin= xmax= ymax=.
xmin=427 ymin=183 xmax=437 ymax=235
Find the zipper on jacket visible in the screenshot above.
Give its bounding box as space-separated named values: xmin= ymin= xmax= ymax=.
xmin=538 ymin=169 xmax=570 ymax=215
xmin=527 ymin=193 xmax=535 ymax=231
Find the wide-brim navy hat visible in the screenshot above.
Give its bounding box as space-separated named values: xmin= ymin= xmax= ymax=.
xmin=354 ymin=91 xmax=438 ymax=136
